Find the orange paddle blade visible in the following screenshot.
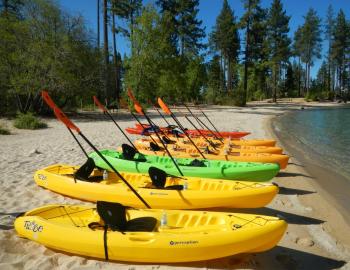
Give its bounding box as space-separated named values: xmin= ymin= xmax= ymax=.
xmin=134 ymin=103 xmax=144 ymax=115
xmin=127 ymin=88 xmax=137 ymax=103
xmin=157 ymin=97 xmax=172 ymax=115
xmin=41 ymin=91 xmax=81 ymax=133
xmin=127 ymin=88 xmax=144 ymax=115
xmin=93 ymin=96 xmax=107 ymax=112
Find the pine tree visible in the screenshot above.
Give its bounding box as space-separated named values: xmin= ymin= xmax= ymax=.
xmin=325 ymin=5 xmax=335 ymax=92
xmin=298 ymin=8 xmax=322 ymax=95
xmin=332 ymin=9 xmax=348 ymax=92
xmin=293 ymin=26 xmax=303 ymax=96
xmin=267 ymin=0 xmax=291 ymax=102
xmin=210 ymin=0 xmax=240 ymax=93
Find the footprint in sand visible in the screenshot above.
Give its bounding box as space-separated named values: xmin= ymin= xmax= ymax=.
xmin=295 ymin=237 xmax=315 ymax=247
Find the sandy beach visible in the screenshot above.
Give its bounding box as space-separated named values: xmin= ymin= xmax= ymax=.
xmin=1 ymin=100 xmax=350 ymax=269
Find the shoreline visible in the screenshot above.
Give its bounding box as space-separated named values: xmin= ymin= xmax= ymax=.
xmin=266 ymin=109 xmax=350 ymax=254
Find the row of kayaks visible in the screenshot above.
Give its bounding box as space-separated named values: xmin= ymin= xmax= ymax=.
xmin=14 ymin=92 xmax=288 ymax=263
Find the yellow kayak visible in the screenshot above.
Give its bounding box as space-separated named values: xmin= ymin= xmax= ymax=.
xmin=149 ymin=135 xmax=277 ymax=147
xmin=15 ymin=202 xmax=287 ymax=262
xmin=34 ymin=164 xmax=278 ymax=209
xmin=133 ymin=141 xmax=290 ymax=169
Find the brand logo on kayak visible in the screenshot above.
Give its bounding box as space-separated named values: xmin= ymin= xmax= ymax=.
xmin=150 ymin=192 xmax=168 ymax=196
xmin=37 ymin=174 xmax=47 ymax=180
xmin=24 ymin=221 xmax=43 ymax=233
xmin=169 ymin=240 xmax=199 ymax=246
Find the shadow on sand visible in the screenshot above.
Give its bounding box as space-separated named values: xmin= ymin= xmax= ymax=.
xmin=0 ymin=212 xmax=24 ymax=231
xmin=225 ymin=207 xmax=324 ymax=225
xmin=277 ymin=172 xmax=314 ymax=179
xmin=278 ymin=186 xmax=315 ymax=196
xmin=265 ymin=246 xmax=347 ymax=270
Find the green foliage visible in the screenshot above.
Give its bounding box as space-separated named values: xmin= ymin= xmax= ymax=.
xmin=14 ymin=113 xmax=47 ymax=129
xmin=0 ymin=124 xmax=10 ymax=135
xmin=0 ymin=0 xmax=103 ymax=115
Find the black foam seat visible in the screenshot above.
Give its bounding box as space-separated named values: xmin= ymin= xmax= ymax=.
xmin=122 ymin=144 xmax=136 ymax=160
xmin=150 ymin=142 xmax=161 ymax=151
xmin=96 ymin=201 xmax=157 ymax=232
xmin=148 ymin=167 xmax=184 ymax=190
xmin=96 ymin=201 xmax=157 ymax=261
xmin=74 ymin=158 xmax=103 ymax=182
xmin=189 ymin=159 xmax=206 ymax=167
xmin=162 ymin=136 xmax=176 ymax=144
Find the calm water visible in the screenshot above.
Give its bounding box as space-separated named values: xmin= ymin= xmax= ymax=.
xmin=275 ymin=107 xmax=350 ymax=179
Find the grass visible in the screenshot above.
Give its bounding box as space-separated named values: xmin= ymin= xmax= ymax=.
xmin=13 ymin=113 xmax=47 ymax=130
xmin=0 ymin=124 xmax=10 ymax=135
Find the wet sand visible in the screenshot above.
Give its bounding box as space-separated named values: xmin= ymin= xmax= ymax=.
xmin=0 ymin=100 xmax=349 ymax=269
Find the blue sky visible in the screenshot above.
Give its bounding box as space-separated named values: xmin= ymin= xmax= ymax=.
xmin=59 ymin=0 xmax=349 ymax=77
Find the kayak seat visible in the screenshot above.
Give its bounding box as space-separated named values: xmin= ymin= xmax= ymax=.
xmin=96 ymin=201 xmax=157 ymax=261
xmin=189 ymin=159 xmax=206 ymax=167
xmin=74 ymin=158 xmax=103 ymax=182
xmin=162 ymin=136 xmax=176 ymax=144
xmin=122 ymin=144 xmax=137 ymax=160
xmin=96 ymin=201 xmax=157 ymax=232
xmin=150 ymin=142 xmax=161 ymax=151
xmin=121 ymin=144 xmax=147 ymax=162
xmin=148 ymin=167 xmax=184 ymax=190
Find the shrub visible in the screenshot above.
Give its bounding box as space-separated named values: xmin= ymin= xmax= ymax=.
xmin=14 ymin=113 xmax=47 ymax=130
xmin=0 ymin=124 xmax=10 ymax=135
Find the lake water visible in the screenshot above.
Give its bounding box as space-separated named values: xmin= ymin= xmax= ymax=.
xmin=275 ymin=107 xmax=350 ymax=180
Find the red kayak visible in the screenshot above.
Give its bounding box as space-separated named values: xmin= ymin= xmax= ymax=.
xmin=126 ymin=123 xmax=250 ymax=138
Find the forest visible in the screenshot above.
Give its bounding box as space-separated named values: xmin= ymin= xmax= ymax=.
xmin=0 ymin=0 xmax=349 ymax=115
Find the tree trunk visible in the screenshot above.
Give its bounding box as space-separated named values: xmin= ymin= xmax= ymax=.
xmin=112 ymin=13 xmax=119 ymax=103
xmin=243 ymin=0 xmax=251 ymax=107
xmin=103 ymin=0 xmax=109 ymax=102
xmin=298 ymin=57 xmax=301 ymax=97
xmin=97 ymin=0 xmax=100 ymax=48
xmin=273 ymin=63 xmax=277 ymax=102
xmin=227 ymin=59 xmax=232 ymax=93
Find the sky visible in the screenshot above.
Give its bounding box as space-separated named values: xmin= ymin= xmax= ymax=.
xmin=59 ymin=0 xmax=349 ymax=78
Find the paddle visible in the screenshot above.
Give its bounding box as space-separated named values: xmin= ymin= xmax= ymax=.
xmin=93 ymin=96 xmax=139 ymax=152
xmin=196 ymin=105 xmax=225 ymax=139
xmin=158 ymin=98 xmax=206 ymax=159
xmin=127 ymin=89 xmax=184 ymax=176
xmin=182 ymin=103 xmax=224 ymax=143
xmin=174 ymin=105 xmax=218 ymax=150
xmin=41 ymin=91 xmax=151 ymax=209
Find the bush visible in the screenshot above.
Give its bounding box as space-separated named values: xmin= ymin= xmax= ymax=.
xmin=0 ymin=124 xmax=10 ymax=135
xmin=14 ymin=113 xmax=47 ymax=130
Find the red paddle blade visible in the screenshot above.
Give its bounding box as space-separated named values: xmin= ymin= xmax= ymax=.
xmin=41 ymin=91 xmax=81 ymax=133
xmin=93 ymin=96 xmax=107 ymax=112
xmin=157 ymin=97 xmax=172 ymax=115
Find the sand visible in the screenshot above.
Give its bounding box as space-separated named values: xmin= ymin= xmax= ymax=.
xmin=0 ymin=99 xmax=350 ymax=269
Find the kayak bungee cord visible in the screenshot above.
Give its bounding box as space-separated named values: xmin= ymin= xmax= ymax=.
xmin=41 ymin=91 xmax=151 ymax=209
xmin=158 ymin=97 xmax=207 ymax=159
xmin=127 ymin=89 xmax=184 ymax=177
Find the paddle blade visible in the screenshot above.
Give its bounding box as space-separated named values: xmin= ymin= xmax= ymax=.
xmin=127 ymin=88 xmax=137 ymax=103
xmin=93 ymin=96 xmax=107 ymax=112
xmin=134 ymin=102 xmax=144 ymax=115
xmin=41 ymin=91 xmax=81 ymax=133
xmin=157 ymin=97 xmax=172 ymax=115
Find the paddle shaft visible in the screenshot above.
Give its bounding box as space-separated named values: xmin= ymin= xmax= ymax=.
xmin=103 ymin=110 xmax=139 ymax=152
xmin=197 ymin=106 xmax=224 ymax=139
xmin=78 ymin=132 xmax=151 ymax=208
xmin=142 ymin=113 xmax=184 ymax=176
xmin=184 ymin=115 xmax=218 ymax=150
xmin=169 ymin=113 xmax=206 ymax=159
xmin=183 ymin=104 xmax=223 ymax=143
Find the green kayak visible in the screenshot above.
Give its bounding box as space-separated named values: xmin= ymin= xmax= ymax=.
xmin=89 ymin=148 xmax=280 ymax=181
